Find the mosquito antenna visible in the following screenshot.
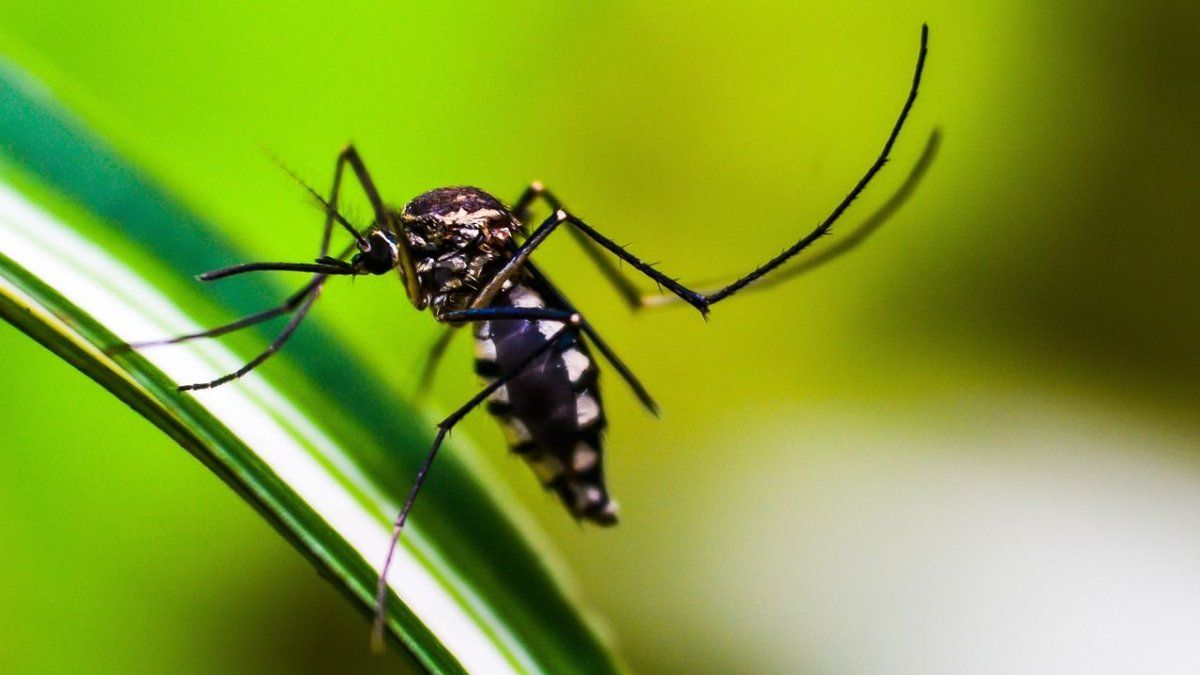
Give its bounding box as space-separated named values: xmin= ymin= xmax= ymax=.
xmin=264 ymin=148 xmax=372 ymax=251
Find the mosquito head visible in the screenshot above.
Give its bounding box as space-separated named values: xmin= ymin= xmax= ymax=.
xmin=350 ymin=228 xmax=400 ymax=275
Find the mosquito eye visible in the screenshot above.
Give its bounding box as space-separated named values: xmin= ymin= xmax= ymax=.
xmin=353 ymin=234 xmax=394 ymax=274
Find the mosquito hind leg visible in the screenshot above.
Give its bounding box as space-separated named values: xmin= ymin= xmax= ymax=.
xmin=519 ymin=127 xmax=940 ymax=310
xmin=506 ymin=25 xmax=929 ymax=315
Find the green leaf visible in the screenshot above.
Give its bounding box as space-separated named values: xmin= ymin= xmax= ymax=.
xmin=0 ymin=57 xmax=620 ymax=674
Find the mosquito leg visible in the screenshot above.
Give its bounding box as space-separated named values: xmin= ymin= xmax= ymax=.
xmin=469 ymin=210 xmax=569 ymax=309
xmin=166 ymin=151 xmax=365 ymax=384
xmin=440 ymin=307 xmax=577 ymax=323
xmin=176 ymin=284 xmax=322 ymax=392
xmin=748 ymin=127 xmax=940 ymax=290
xmin=282 ymin=144 xmax=423 ymax=304
xmin=576 ymin=318 xmax=657 ymax=414
xmin=111 ymin=277 xmax=323 ymax=352
xmin=109 ymin=240 xmax=358 ymax=355
xmin=521 ymin=126 xmax=940 ymax=311
xmin=332 ymin=145 xmax=423 ymax=306
xmin=559 ymin=213 xmax=712 ymax=313
xmin=510 ymin=180 xmax=552 ymax=220
xmin=475 ymin=205 xmax=664 ymax=312
xmin=700 ymin=26 xmax=929 ymax=305
xmin=462 ymin=211 xmax=663 ymax=412
xmin=639 ymin=127 xmax=942 ymax=306
xmin=417 ymin=308 xmax=589 ymax=401
xmin=372 ymin=321 xmax=576 ymax=651
xmin=444 ymin=303 xmax=658 ymax=414
xmin=512 ymin=182 xmax=645 ymax=309
xmin=495 ymin=185 xmax=661 ymax=399
xmin=123 ymin=145 xmax=382 ymax=382
xmin=196 ymin=259 xmax=352 ymax=281
xmin=508 ymin=25 xmax=928 ymax=316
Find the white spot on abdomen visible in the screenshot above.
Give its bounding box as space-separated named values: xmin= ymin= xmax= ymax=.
xmin=562 ymin=348 xmax=591 ymax=383
xmin=474 ymin=338 xmax=496 ymax=361
xmin=571 ymin=441 xmax=598 ymax=473
xmin=571 ymin=484 xmax=604 ymax=512
xmin=575 ymin=392 xmax=601 ymax=427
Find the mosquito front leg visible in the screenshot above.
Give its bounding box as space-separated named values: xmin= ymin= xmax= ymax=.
xmin=176 ymin=288 xmax=321 ymax=391
xmin=109 ymin=197 xmax=360 ymax=356
xmin=110 ymin=276 xmax=324 ymax=352
xmin=163 ymin=146 xmax=417 ymax=389
xmin=118 ymin=146 xmax=379 ymax=384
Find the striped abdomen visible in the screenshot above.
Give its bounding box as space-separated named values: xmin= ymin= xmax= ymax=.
xmin=473 ymin=281 xmax=617 ymax=525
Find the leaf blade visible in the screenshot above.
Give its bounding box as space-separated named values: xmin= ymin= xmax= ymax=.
xmin=0 ymin=56 xmax=620 ymax=674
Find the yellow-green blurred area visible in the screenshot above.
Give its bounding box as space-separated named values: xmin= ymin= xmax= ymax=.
xmin=1 ymin=1 xmax=1197 ymax=673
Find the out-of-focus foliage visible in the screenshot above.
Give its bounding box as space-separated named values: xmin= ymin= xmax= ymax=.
xmin=0 ymin=2 xmax=1196 ymax=673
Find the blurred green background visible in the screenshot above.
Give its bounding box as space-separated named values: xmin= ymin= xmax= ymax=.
xmin=1 ymin=2 xmax=1197 ymax=673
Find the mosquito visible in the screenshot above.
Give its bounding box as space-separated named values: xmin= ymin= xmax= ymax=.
xmin=115 ymin=26 xmax=929 ymax=648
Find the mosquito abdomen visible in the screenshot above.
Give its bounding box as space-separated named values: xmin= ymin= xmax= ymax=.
xmin=473 ymin=280 xmax=617 ymax=524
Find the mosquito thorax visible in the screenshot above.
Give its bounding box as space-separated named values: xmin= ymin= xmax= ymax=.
xmin=399 ymin=186 xmax=521 ymax=314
